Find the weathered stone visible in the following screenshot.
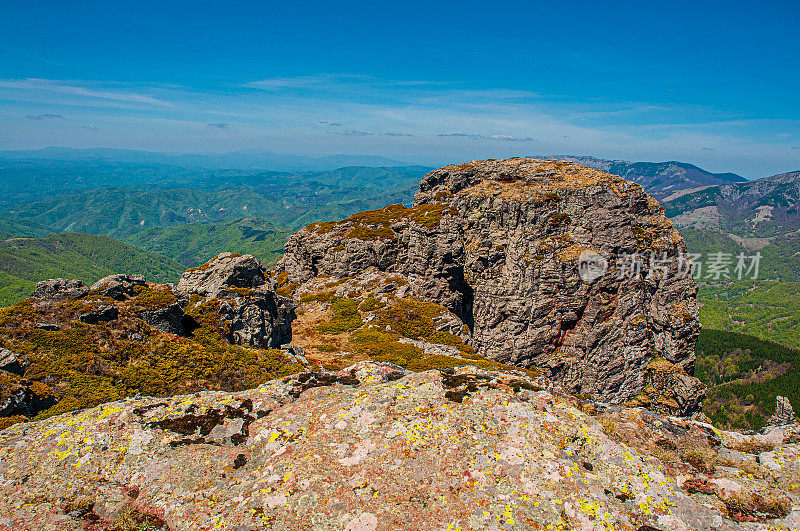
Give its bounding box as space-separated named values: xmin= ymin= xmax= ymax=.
xmin=90 ymin=274 xmax=146 ymax=300
xmin=279 ymin=158 xmax=701 ymax=405
xmin=624 ymin=357 xmax=706 ymax=416
xmin=137 ymin=302 xmax=185 ymax=335
xmin=767 ymin=396 xmax=796 ymax=426
xmin=176 ymin=252 xmax=267 ymax=298
xmin=1 ymin=362 xmax=796 ymax=530
xmin=218 ymin=293 xmax=296 ymax=349
xmin=179 ymin=254 xmax=297 ymax=348
xmin=78 ymin=305 xmax=119 ymax=324
xmin=0 ymin=348 xmax=25 ymax=376
xmin=32 ymin=278 xmax=89 ymax=300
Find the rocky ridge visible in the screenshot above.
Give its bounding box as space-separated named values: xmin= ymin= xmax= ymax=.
xmin=279 ymin=158 xmax=703 ymax=408
xmin=0 ymin=253 xmax=301 ymax=428
xmin=0 ymin=361 xmax=798 ymax=530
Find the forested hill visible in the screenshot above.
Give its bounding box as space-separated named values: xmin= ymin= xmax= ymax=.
xmin=0 ymin=232 xmax=183 ymax=306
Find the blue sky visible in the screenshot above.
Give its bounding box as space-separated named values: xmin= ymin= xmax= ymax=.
xmin=1 ymin=0 xmax=798 ymax=177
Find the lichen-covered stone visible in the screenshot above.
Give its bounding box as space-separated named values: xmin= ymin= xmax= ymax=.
xmin=178 ymin=253 xmax=297 ymax=348
xmin=90 ymin=274 xmax=146 ymax=300
xmin=279 ymin=158 xmax=702 ymax=405
xmin=32 ymin=278 xmax=89 ymax=300
xmin=0 ymin=362 xmax=796 ymax=530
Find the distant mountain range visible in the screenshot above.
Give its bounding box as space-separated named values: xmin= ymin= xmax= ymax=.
xmin=0 ymin=147 xmax=410 ymax=172
xmin=664 ymin=170 xmax=800 ymax=236
xmin=549 ymin=155 xmax=747 ymax=201
xmin=0 ymin=165 xmax=429 ymax=237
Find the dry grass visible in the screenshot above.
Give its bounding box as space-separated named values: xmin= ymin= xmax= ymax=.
xmin=730 ymin=438 xmax=775 ymax=455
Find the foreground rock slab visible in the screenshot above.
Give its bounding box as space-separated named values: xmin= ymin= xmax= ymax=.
xmin=1 ymin=362 xmax=797 ymax=531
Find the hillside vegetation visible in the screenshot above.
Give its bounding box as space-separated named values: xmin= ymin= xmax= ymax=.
xmin=0 ymin=165 xmax=430 ymax=238
xmin=0 ymin=233 xmax=183 ymax=306
xmin=698 ymin=281 xmax=800 ymax=349
xmin=127 ymin=217 xmax=288 ymax=267
xmin=695 ymin=329 xmax=800 ymax=430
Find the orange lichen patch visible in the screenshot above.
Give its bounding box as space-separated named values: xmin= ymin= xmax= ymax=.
xmin=304 ymin=203 xmax=446 ymax=241
xmin=442 ymin=159 xmax=623 ymax=197
xmin=556 ymin=245 xmax=589 ymax=263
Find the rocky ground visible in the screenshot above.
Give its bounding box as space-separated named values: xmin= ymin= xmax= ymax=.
xmin=0 ymin=361 xmax=798 ymax=530
xmin=279 ymin=158 xmax=701 ymax=406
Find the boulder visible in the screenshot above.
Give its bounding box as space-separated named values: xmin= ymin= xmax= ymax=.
xmin=177 ymin=253 xmax=296 ymax=348
xmin=279 ymin=158 xmax=702 ymax=405
xmin=138 ymin=303 xmax=185 ymax=336
xmin=90 ymin=274 xmax=146 ymax=300
xmin=0 ymin=348 xmax=25 ymax=376
xmin=32 ymin=278 xmax=89 ymax=300
xmin=176 ymin=252 xmax=267 ymax=298
xmin=78 ymin=305 xmax=119 ymax=324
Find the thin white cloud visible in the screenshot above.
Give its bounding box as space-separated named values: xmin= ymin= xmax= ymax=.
xmin=0 ymin=78 xmax=174 ymax=107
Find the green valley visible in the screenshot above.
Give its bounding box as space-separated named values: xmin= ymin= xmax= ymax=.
xmin=127 ymin=217 xmax=288 ymax=268
xmin=695 ymin=329 xmax=800 ymax=430
xmin=0 ymin=232 xmax=183 ymax=306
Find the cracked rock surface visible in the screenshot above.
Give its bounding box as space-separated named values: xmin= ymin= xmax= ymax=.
xmin=279 ymin=159 xmax=702 ymax=406
xmin=0 ymin=361 xmax=797 ymax=530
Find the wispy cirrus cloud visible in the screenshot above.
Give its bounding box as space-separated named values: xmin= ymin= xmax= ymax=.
xmin=439 ymin=132 xmax=534 ymax=142
xmin=333 ymin=129 xmax=374 ymax=136
xmin=1 ymin=73 xmax=797 ymax=177
xmin=0 ymin=78 xmax=174 ymax=108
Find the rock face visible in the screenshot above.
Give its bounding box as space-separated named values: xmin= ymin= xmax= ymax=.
xmin=1 ymin=362 xmax=797 ymax=531
xmin=768 ymin=396 xmax=796 ymax=426
xmin=279 ymin=159 xmax=702 ymax=405
xmin=177 ymin=253 xmax=297 ymax=349
xmin=625 ymin=358 xmax=706 ymax=416
xmin=176 ymin=252 xmax=268 ymax=298
xmin=90 ymin=274 xmax=146 ymax=300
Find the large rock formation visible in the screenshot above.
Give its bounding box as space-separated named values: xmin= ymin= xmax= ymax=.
xmin=279 ymin=158 xmax=702 ymax=405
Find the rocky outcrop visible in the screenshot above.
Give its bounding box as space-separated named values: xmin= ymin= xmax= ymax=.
xmin=0 ymin=255 xmax=302 ymax=428
xmin=176 ymin=252 xmax=268 ymax=298
xmin=90 ymin=274 xmax=146 ymax=300
xmin=768 ymin=396 xmax=796 ymax=426
xmin=32 ymin=278 xmax=89 ymax=300
xmin=1 ymin=362 xmax=797 ymax=530
xmin=78 ymin=304 xmax=119 ymax=324
xmin=0 ymin=348 xmax=25 ymax=376
xmin=178 ymin=253 xmax=297 ymax=349
xmin=625 ymin=357 xmax=706 ymax=416
xmin=137 ymin=303 xmax=185 ymax=335
xmin=279 ymin=158 xmax=702 ymax=405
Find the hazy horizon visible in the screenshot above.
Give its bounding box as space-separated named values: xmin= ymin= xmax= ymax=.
xmin=2 ymin=0 xmax=798 ymax=179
